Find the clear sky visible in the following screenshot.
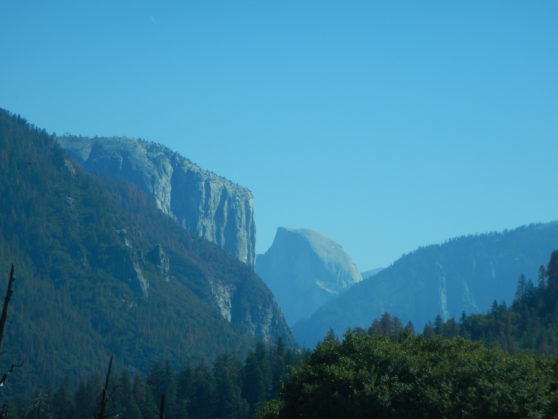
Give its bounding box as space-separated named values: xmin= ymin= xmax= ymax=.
xmin=2 ymin=1 xmax=558 ymax=270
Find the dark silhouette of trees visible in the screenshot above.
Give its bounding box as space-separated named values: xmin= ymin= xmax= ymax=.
xmin=0 ymin=340 xmax=306 ymax=418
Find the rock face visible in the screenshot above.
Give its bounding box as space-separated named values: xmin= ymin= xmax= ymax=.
xmin=256 ymin=227 xmax=362 ymax=325
xmin=56 ymin=136 xmax=294 ymax=344
xmin=293 ymin=222 xmax=558 ymax=347
xmin=57 ymin=137 xmax=256 ymax=266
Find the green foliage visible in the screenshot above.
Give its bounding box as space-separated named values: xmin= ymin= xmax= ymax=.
xmin=254 ymin=400 xmax=284 ymax=419
xmin=262 ymin=333 xmax=558 ymax=418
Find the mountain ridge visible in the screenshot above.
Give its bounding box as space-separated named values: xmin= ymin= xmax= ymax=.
xmin=293 ymin=221 xmax=558 ymax=346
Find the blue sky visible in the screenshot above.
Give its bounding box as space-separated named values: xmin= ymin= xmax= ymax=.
xmin=2 ymin=1 xmax=558 ymax=270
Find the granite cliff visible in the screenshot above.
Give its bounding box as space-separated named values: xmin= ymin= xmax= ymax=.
xmin=256 ymin=227 xmax=362 ymax=325
xmin=57 ymin=136 xmax=256 ymax=266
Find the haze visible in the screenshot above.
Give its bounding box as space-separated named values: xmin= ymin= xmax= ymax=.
xmin=1 ymin=1 xmax=557 ymax=270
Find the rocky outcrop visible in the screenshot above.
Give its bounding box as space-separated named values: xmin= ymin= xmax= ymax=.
xmin=57 ymin=137 xmax=256 ymax=266
xmin=147 ymin=244 xmax=171 ymax=282
xmin=256 ymin=227 xmax=362 ymax=325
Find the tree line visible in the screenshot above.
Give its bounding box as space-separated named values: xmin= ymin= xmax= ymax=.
xmin=257 ymin=332 xmax=558 ymax=418
xmin=0 ymin=339 xmax=306 ymax=418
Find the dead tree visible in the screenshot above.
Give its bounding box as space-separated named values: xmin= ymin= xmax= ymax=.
xmin=0 ymin=265 xmax=22 ymax=388
xmin=0 ymin=265 xmax=16 ymax=351
xmin=0 ymin=362 xmax=23 ymax=387
xmin=159 ymin=394 xmax=165 ymax=419
xmin=96 ymin=355 xmax=117 ymax=419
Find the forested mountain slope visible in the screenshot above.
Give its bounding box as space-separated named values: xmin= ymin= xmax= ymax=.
xmin=0 ymin=109 xmax=292 ymax=398
xmin=294 ymin=223 xmax=558 ymax=346
xmin=427 ymin=250 xmax=558 ymax=355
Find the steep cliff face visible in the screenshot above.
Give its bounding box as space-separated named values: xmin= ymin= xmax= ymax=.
xmin=256 ymin=227 xmax=362 ymax=325
xmin=293 ymin=222 xmax=558 ymax=347
xmin=56 ymin=136 xmax=292 ymax=343
xmin=104 ymin=179 xmax=294 ymax=345
xmin=57 ymin=137 xmax=256 ymax=266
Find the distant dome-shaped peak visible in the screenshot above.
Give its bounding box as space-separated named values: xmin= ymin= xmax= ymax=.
xmin=275 ymin=227 xmax=352 ymax=266
xmin=257 ymin=227 xmax=362 ymax=325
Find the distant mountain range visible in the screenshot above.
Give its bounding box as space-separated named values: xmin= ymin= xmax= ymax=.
xmin=293 ymin=223 xmax=558 ymax=346
xmin=361 ymin=267 xmax=383 ymax=280
xmin=0 ymin=109 xmax=292 ymax=397
xmin=256 ymin=227 xmax=362 ymax=325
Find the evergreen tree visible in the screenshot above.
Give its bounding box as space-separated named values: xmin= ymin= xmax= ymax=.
xmin=133 ymin=375 xmax=158 ymax=419
xmin=112 ymin=370 xmax=142 ymax=419
xmin=242 ymin=346 xmax=271 ymax=414
xmin=213 ymin=354 xmax=249 ymax=419
xmin=146 ymin=361 xmax=178 ymax=418
xmin=187 ymin=363 xmax=214 ymax=419
xmin=50 ymin=377 xmax=76 ymax=418
xmin=547 ymin=251 xmax=558 ymax=290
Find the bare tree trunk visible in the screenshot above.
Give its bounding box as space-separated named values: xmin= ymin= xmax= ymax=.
xmin=159 ymin=394 xmax=166 ymax=419
xmin=0 ymin=264 xmax=15 ymax=351
xmin=0 ymin=264 xmax=22 ymax=388
xmin=96 ymin=355 xmax=114 ymax=419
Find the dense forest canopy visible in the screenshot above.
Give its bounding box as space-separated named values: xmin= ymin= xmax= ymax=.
xmin=257 ymin=333 xmax=558 ymax=418
xmin=0 ymin=340 xmax=307 ymax=419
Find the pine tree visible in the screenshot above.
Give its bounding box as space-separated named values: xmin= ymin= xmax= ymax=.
xmin=51 ymin=377 xmax=76 ymax=419
xmin=188 ymin=363 xmax=214 ymax=419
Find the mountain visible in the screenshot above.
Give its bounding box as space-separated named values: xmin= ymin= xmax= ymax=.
xmin=427 ymin=250 xmax=558 ymax=354
xmin=293 ymin=223 xmax=558 ymax=347
xmin=0 ymin=109 xmax=292 ymax=397
xmin=57 ymin=136 xmax=256 ymax=266
xmin=256 ymin=227 xmax=362 ymax=325
xmin=362 ymin=267 xmax=383 ymax=280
